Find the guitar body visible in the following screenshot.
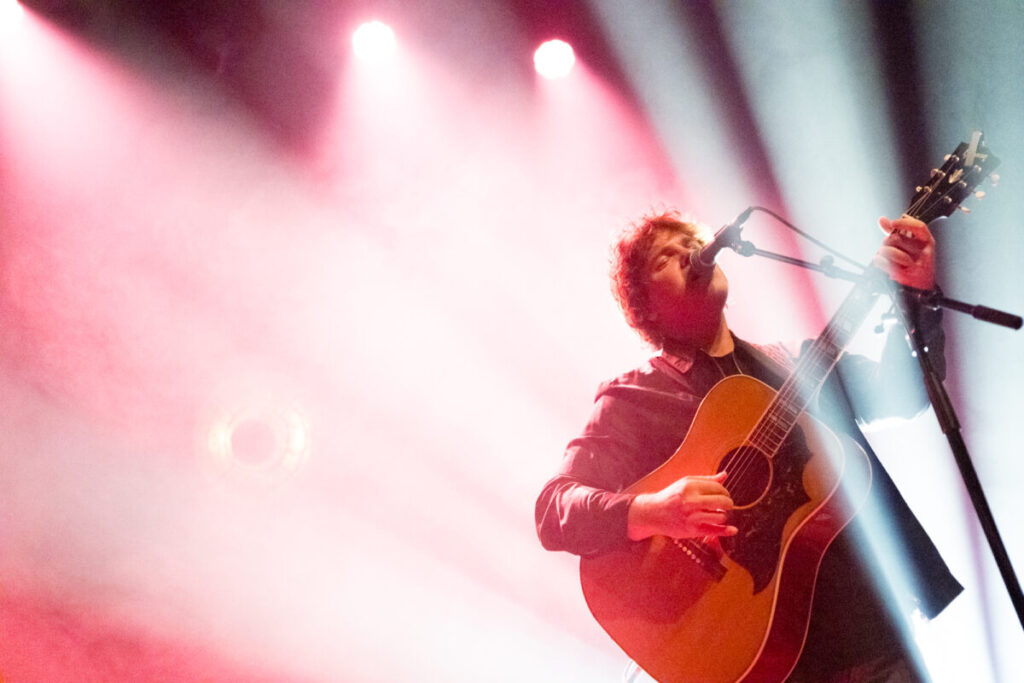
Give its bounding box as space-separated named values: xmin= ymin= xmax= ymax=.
xmin=579 ymin=375 xmax=873 ymax=683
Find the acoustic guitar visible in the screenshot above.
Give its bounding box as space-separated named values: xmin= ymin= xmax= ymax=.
xmin=579 ymin=134 xmax=998 ymax=683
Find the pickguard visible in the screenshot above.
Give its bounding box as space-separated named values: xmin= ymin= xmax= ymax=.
xmin=720 ymin=427 xmax=814 ymax=594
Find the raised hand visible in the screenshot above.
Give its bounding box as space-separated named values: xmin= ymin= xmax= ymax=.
xmin=874 ymin=215 xmax=936 ymax=290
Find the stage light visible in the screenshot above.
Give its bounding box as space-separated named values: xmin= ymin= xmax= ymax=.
xmin=352 ymin=20 xmax=396 ymax=64
xmin=534 ymin=39 xmax=576 ymax=79
xmin=1 ymin=0 xmax=25 ymax=22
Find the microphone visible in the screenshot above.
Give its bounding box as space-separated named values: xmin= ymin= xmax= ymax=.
xmin=688 ymin=207 xmax=753 ymax=275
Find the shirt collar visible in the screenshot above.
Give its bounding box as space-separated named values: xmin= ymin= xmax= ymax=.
xmin=658 ymin=343 xmax=698 ymax=375
xmin=659 ymin=333 xmax=743 ymax=376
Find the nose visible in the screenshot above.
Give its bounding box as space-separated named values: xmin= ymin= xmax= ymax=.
xmin=684 ymin=254 xmax=710 ymax=281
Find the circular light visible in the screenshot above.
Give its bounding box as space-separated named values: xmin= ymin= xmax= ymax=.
xmin=230 ymin=418 xmax=278 ymax=466
xmin=352 ymin=20 xmax=397 ymax=64
xmin=204 ymin=405 xmax=310 ymax=489
xmin=1 ymin=0 xmax=25 ymax=22
xmin=534 ymin=39 xmax=576 ymax=79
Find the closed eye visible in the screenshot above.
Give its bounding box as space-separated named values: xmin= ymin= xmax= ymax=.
xmin=651 ymin=246 xmax=686 ymax=272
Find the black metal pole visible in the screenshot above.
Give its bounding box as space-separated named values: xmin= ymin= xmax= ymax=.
xmin=897 ymin=290 xmax=1024 ymax=631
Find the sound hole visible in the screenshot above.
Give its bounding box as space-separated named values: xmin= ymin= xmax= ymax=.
xmin=717 ymin=448 xmax=771 ymax=507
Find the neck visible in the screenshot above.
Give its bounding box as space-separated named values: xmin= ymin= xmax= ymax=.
xmin=703 ymin=316 xmax=734 ymax=357
xmin=662 ymin=314 xmax=733 ymax=358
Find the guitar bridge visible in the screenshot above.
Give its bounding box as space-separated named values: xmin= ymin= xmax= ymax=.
xmin=672 ymin=538 xmax=727 ymax=581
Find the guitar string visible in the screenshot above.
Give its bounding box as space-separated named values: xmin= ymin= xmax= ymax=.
xmin=711 ymin=159 xmax=963 ymax=499
xmin=721 ymin=178 xmax=943 ymax=489
xmin=720 ymin=323 xmax=840 ymax=492
xmin=724 ymin=162 xmax=959 ymax=491
xmin=680 ymin=154 xmax=974 ymax=563
xmin=683 ymin=318 xmax=850 ymax=561
xmin=720 ymin=287 xmax=866 ymax=492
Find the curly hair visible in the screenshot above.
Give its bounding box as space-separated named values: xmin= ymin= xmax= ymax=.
xmin=609 ymin=210 xmax=708 ymax=347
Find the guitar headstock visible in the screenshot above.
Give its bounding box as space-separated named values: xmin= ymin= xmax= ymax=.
xmin=906 ymin=131 xmax=1000 ymax=225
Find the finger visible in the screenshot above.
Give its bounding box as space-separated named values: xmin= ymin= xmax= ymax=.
xmin=680 ymin=498 xmax=733 ymax=518
xmin=883 ymin=228 xmax=928 ymax=251
xmin=686 ymin=483 xmax=735 ymax=503
xmin=684 ymin=507 xmax=733 ymax=528
xmin=879 ymin=215 xmax=933 ymax=244
xmin=892 ymin=216 xmax=934 ymax=244
xmin=881 ymin=234 xmax=934 ymax=263
xmin=698 ymin=494 xmax=734 ymax=511
xmin=698 ymin=510 xmax=731 ymax=525
xmin=689 ymin=471 xmax=728 ymax=483
xmin=879 ymin=242 xmax=924 ymax=265
xmin=875 ymin=247 xmax=916 ymax=269
xmin=690 ymin=471 xmax=733 ymax=490
xmin=873 ymin=255 xmax=933 ymax=289
xmin=894 ymin=214 xmax=929 ymax=230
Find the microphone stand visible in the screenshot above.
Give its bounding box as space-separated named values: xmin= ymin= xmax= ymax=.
xmin=729 ymin=237 xmax=1024 ymax=632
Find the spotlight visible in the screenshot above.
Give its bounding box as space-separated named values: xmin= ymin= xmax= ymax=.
xmin=352 ymin=20 xmax=397 ymax=64
xmin=1 ymin=0 xmax=25 ymax=21
xmin=534 ymin=39 xmax=576 ymax=79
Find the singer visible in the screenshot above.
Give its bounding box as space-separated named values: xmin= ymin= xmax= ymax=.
xmin=535 ymin=209 xmax=962 ymax=682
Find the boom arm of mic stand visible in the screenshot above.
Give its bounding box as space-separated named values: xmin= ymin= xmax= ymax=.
xmin=732 ymin=241 xmax=864 ymax=283
xmin=910 ymin=286 xmax=1023 ymax=330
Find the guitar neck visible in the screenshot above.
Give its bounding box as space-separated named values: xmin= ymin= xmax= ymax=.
xmin=754 ymin=270 xmax=885 ymax=457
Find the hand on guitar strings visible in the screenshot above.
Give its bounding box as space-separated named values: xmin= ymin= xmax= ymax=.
xmin=626 ymin=471 xmax=739 ymax=541
xmin=873 ymin=215 xmax=936 ymax=291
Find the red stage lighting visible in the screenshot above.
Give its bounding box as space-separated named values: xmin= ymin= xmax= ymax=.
xmin=352 ymin=20 xmax=396 ymax=64
xmin=533 ymin=39 xmax=576 ymax=79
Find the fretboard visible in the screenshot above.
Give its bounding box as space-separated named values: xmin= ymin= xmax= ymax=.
xmin=752 ymin=269 xmax=885 ymax=456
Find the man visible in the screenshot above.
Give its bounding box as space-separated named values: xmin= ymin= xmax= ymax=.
xmin=535 ymin=210 xmax=962 ymax=682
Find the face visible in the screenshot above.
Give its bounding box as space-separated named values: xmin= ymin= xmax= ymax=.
xmin=644 ymin=229 xmax=729 ymax=346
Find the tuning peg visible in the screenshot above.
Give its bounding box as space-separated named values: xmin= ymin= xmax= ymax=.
xmin=974 ymin=190 xmax=986 ymax=200
xmin=958 ymin=206 xmax=971 ymax=214
xmin=989 ymin=173 xmax=1000 ymax=187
